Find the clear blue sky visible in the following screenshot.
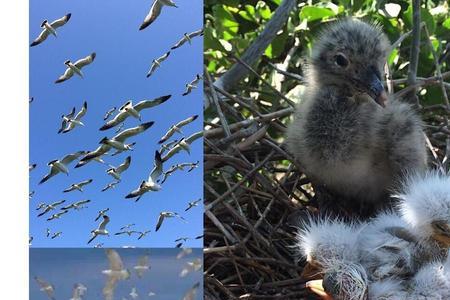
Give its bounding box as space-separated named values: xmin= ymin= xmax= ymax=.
xmin=29 ymin=0 xmax=203 ymax=247
xmin=30 ymin=248 xmax=203 ymax=299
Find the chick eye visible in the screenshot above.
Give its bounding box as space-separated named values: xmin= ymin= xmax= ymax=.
xmin=335 ymin=54 xmax=349 ymax=67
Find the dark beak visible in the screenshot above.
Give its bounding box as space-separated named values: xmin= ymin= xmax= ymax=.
xmin=363 ymin=67 xmax=387 ymax=107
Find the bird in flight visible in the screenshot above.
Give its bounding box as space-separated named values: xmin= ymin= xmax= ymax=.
xmin=125 ymin=151 xmax=163 ymax=201
xmin=171 ymin=29 xmax=204 ymax=50
xmin=34 ymin=276 xmax=56 ymax=300
xmin=95 ymin=208 xmax=110 ymax=221
xmin=63 ymin=179 xmax=93 ymax=193
xmin=47 ymin=210 xmax=69 ymax=221
xmin=88 ymin=215 xmax=110 ymax=244
xmin=182 ymin=74 xmax=202 ymax=96
xmin=185 ymin=198 xmax=202 ymax=211
xmin=100 ymin=95 xmax=171 ymax=131
xmin=103 ymin=106 xmax=117 ymax=121
xmin=102 ymin=181 xmax=120 ymax=192
xmin=107 ymin=156 xmax=131 ymax=181
xmin=159 ymin=115 xmax=199 ymax=144
xmin=133 ymin=254 xmax=150 ymax=278
xmin=39 ymin=151 xmax=86 ymax=184
xmin=102 ymin=249 xmax=131 ymax=300
xmin=37 ymin=200 xmax=66 ymax=217
xmin=155 ymin=211 xmax=186 ymax=232
xmin=61 ymin=199 xmax=91 ymax=211
xmin=55 ymin=52 xmax=96 ymax=83
xmin=58 ymin=101 xmax=88 ymax=134
xmin=139 ymin=0 xmax=178 ymax=31
xmin=30 ymin=13 xmax=71 ymax=47
xmin=161 ymin=131 xmax=203 ymax=162
xmin=146 ymin=52 xmax=171 ymax=78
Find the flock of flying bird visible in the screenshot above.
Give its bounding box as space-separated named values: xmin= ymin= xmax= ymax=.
xmin=33 ymin=249 xmax=202 ymax=300
xmin=29 ymin=0 xmax=204 ymax=247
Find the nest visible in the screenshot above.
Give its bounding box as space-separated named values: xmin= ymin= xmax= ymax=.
xmin=203 ymin=64 xmax=450 ymax=299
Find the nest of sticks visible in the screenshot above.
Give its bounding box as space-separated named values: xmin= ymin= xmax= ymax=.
xmin=203 ymin=56 xmax=450 ymax=298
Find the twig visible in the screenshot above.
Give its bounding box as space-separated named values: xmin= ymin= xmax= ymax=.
xmin=406 ymin=0 xmax=421 ymax=106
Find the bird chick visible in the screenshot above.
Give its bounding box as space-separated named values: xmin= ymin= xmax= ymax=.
xmin=397 ymin=171 xmax=450 ymax=262
xmin=287 ymin=19 xmax=427 ymax=217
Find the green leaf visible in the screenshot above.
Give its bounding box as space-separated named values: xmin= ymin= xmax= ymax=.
xmin=265 ymin=44 xmax=273 ymax=58
xmin=403 ymin=5 xmax=436 ymax=34
xmin=443 ymin=18 xmax=450 ymax=30
xmin=299 ymin=6 xmax=336 ymax=22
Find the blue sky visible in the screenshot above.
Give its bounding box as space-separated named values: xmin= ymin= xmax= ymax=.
xmin=29 ymin=0 xmax=203 ymax=247
xmin=30 ymin=248 xmax=202 ymax=299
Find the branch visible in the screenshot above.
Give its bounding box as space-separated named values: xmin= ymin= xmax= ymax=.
xmin=405 ymin=0 xmax=421 ymax=106
xmin=213 ymin=0 xmax=297 ymax=92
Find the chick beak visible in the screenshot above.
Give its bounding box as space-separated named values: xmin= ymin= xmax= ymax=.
xmin=364 ymin=67 xmax=387 ymax=107
xmin=306 ymin=280 xmax=334 ymax=300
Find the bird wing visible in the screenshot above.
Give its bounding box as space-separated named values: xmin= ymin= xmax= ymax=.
xmin=55 ymin=67 xmax=74 ymax=83
xmin=175 ymin=115 xmax=198 ymax=127
xmin=157 ymin=51 xmax=170 ymax=63
xmin=50 ymin=13 xmax=71 ymax=28
xmin=30 ymin=28 xmax=50 ymax=47
xmin=74 ymin=101 xmax=88 ymax=121
xmin=113 ymin=122 xmax=154 ymax=142
xmin=78 ymin=179 xmax=93 ymax=186
xmin=116 ymin=156 xmax=131 ymax=174
xmin=139 ymin=0 xmax=163 ymax=30
xmin=133 ymin=94 xmax=171 ymax=112
xmin=61 ymin=151 xmax=86 ymax=165
xmin=103 ymin=275 xmax=118 ymax=300
xmin=98 ymin=215 xmax=110 ymax=231
xmin=39 ymin=166 xmax=59 ymax=184
xmin=66 ymin=107 xmax=76 ymax=119
xmin=76 ymin=199 xmax=91 ymax=206
xmin=63 ymin=186 xmax=75 ymax=193
xmin=80 ymin=144 xmax=110 ymax=162
xmin=100 ymin=110 xmax=129 ymax=131
xmin=185 ymin=131 xmax=203 ymax=144
xmin=106 ymin=249 xmax=124 ymax=271
xmin=74 ymin=52 xmax=96 ymax=68
xmin=104 ymin=107 xmax=117 ymax=120
xmin=155 ymin=214 xmax=165 ymax=231
xmin=171 ymin=35 xmax=188 ymax=49
xmin=149 ymin=151 xmax=163 ymax=183
xmin=190 ymin=74 xmax=202 ymax=85
xmin=188 ymin=28 xmax=204 ymax=38
xmin=158 ymin=126 xmax=177 ymax=144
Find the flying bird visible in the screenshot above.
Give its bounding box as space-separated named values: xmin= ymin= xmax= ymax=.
xmin=155 ymin=211 xmax=186 ymax=232
xmin=161 ymin=131 xmax=203 ymax=162
xmin=63 ymin=179 xmax=93 ymax=193
xmin=30 ymin=13 xmax=71 ymax=47
xmin=100 ymin=95 xmax=170 ymax=131
xmin=139 ymin=0 xmax=178 ymax=31
xmin=129 ymin=287 xmax=139 ymax=300
xmin=55 ymin=52 xmax=96 ymax=83
xmin=182 ymin=74 xmax=202 ymax=96
xmin=286 ymin=19 xmax=427 ymax=216
xmin=29 ymin=236 xmax=33 ymax=246
xmin=146 ymin=52 xmax=170 ymax=78
xmin=78 ymin=122 xmax=154 ymax=165
xmin=47 ymin=210 xmax=69 ymax=221
xmin=125 ymin=151 xmax=163 ymax=201
xmin=37 ymin=200 xmax=66 ymax=217
xmin=29 ymin=190 xmax=35 ymax=200
xmin=39 ymin=151 xmax=86 ymax=184
xmin=58 ymin=101 xmax=87 ymax=134
xmin=46 ymin=228 xmax=51 ymax=238
xmin=185 ymin=198 xmax=202 ymax=211
xmin=119 ymin=223 xmax=136 ymax=231
xmin=171 ymin=29 xmax=204 ymax=50
xmin=114 ymin=230 xmax=138 ymax=237
xmin=158 ymin=139 xmax=178 ymax=155
xmin=88 ymin=215 xmax=110 ymax=244
xmin=34 ymin=276 xmax=56 ymax=300
xmin=104 ymin=107 xmax=117 ymax=121
xmin=102 ymin=181 xmax=120 ymax=192
xmin=29 ymin=163 xmax=37 ymax=172
xmin=51 ymin=231 xmax=62 ymax=239
xmin=179 ymin=258 xmax=202 ymax=277
xmin=95 ymin=208 xmax=110 ymax=221
xmin=107 ymin=156 xmax=131 ymax=181
xmin=136 ymin=230 xmax=151 ymax=240
xmin=102 ymin=249 xmax=131 ymax=300
xmin=134 ymin=254 xmax=150 ymax=278
xmin=61 ymin=199 xmax=91 ymax=211
xmin=70 ymin=283 xmax=87 ymax=300
xmin=158 ymin=115 xmax=198 ymax=144
xmin=182 ymin=282 xmax=200 ymax=300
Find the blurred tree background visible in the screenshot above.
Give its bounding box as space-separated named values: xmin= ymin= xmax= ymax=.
xmin=203 ymin=1 xmax=450 ymax=299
